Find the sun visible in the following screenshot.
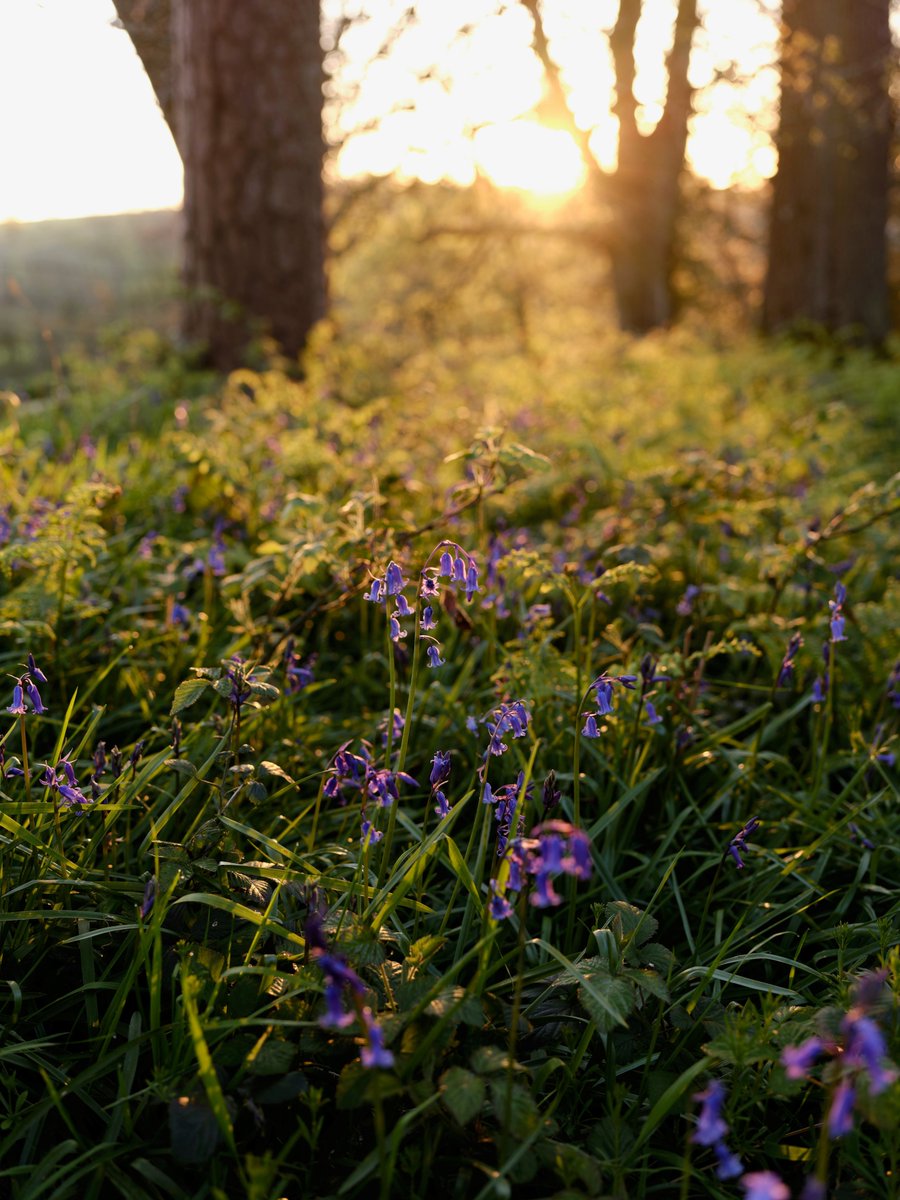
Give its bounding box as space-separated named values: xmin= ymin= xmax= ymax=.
xmin=473 ymin=121 xmax=587 ymax=197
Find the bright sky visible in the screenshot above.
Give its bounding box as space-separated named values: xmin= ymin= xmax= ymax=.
xmin=0 ymin=0 xmax=782 ymax=224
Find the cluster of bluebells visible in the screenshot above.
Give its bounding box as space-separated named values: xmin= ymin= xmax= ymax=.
xmin=6 ymin=653 xmax=47 ymax=717
xmin=490 ymin=820 xmax=592 ymax=920
xmin=484 ymin=770 xmax=531 ymax=857
xmin=581 ymin=673 xmax=636 ymax=738
xmin=40 ymin=755 xmax=93 ymax=807
xmin=322 ymin=740 xmax=417 ymax=846
xmin=363 ymin=541 xmax=480 ymax=670
xmin=305 ymin=911 xmax=394 ymax=1069
xmin=781 ymin=969 xmax=898 ymax=1138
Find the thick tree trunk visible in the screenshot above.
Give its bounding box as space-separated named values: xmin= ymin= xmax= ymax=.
xmin=172 ymin=0 xmax=327 ymax=368
xmin=522 ymin=0 xmax=697 ymax=333
xmin=608 ymin=0 xmax=697 ymax=332
xmin=762 ymin=0 xmax=892 ymax=343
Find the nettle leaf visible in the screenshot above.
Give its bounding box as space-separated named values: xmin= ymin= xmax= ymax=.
xmin=604 ymin=901 xmax=658 ymax=946
xmin=165 ymin=758 xmax=198 ymax=778
xmin=577 ymin=965 xmax=636 ymax=1033
xmin=623 ymin=967 xmax=670 ymax=1003
xmin=171 ymin=677 xmax=212 ymax=716
xmin=635 ymin=942 xmax=676 ymax=974
xmin=249 ymin=681 xmax=280 ymax=703
xmin=470 ymin=1045 xmax=512 ymax=1075
xmin=440 ymin=1066 xmax=486 ymax=1125
xmin=427 ymin=985 xmax=483 ymax=1026
xmin=489 ymin=1079 xmax=541 ymax=1139
xmin=169 ymin=1096 xmax=221 ymax=1164
xmin=247 ymin=1038 xmax=295 ymax=1076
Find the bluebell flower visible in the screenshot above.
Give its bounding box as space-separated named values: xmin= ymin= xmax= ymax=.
xmin=582 ymin=713 xmax=600 ymax=738
xmin=643 ymin=700 xmax=663 ymax=729
xmin=429 ymin=750 xmax=452 ymax=788
xmin=827 ymin=1079 xmax=856 ymax=1137
xmin=452 ymin=556 xmax=467 ymax=585
xmin=364 ymin=577 xmax=384 ymax=603
xmin=27 ymin=654 xmax=47 ymax=684
xmin=740 ymin=1172 xmax=790 ymax=1200
xmin=727 ymin=816 xmax=760 ymax=869
xmin=677 ymin=584 xmax=701 ymax=616
xmin=389 ymin=616 xmax=406 ymax=643
xmin=360 ymin=818 xmax=383 ymax=846
xmin=421 ymin=605 xmax=436 ymax=631
xmin=433 ymin=790 xmax=451 ymax=819
xmin=360 ymin=1009 xmax=394 ymax=1069
xmin=691 ymin=1080 xmax=729 ymax=1145
xmin=530 ymin=871 xmax=563 ymax=908
xmin=394 ymin=594 xmax=412 ymax=618
xmin=426 ymin=645 xmax=444 ymax=668
xmin=420 ymin=575 xmax=440 ymax=599
xmin=139 ymin=877 xmax=157 ymax=920
xmin=321 ymin=980 xmax=356 ymax=1029
xmin=384 ymin=561 xmax=406 ymax=596
xmin=438 ymin=551 xmax=454 ymax=578
xmin=170 ymin=602 xmax=191 ymax=628
xmin=842 ymin=1013 xmax=898 ymax=1094
xmin=594 ymin=680 xmax=614 ymax=716
xmin=489 ymin=880 xmax=514 ymax=921
xmin=811 ymin=674 xmax=828 ymax=703
xmin=465 ymin=562 xmax=479 ymax=602
xmin=466 ymin=715 xmax=479 ymax=734
xmin=778 ymin=633 xmax=803 ymax=686
xmin=781 ymin=1036 xmax=825 ymax=1079
xmin=713 ymin=1140 xmax=744 ymax=1180
xmin=7 ymin=683 xmax=26 ymax=715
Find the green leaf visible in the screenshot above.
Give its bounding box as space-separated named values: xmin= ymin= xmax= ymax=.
xmin=577 ymin=965 xmax=636 ymax=1033
xmin=247 ymin=1038 xmax=295 ymax=1076
xmin=471 ymin=1045 xmax=511 ymax=1075
xmin=604 ymin=901 xmax=658 ymax=946
xmin=623 ymin=967 xmax=670 ymax=1003
xmin=440 ymin=1066 xmax=485 ymax=1125
xmin=165 ymin=758 xmax=198 ymax=777
xmin=170 ymin=677 xmax=211 ymax=716
xmin=489 ymin=1079 xmax=540 ymax=1139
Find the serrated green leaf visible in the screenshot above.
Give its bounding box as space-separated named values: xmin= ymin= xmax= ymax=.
xmin=623 ymin=967 xmax=670 ymax=1002
xmin=247 ymin=1038 xmax=295 ymax=1076
xmin=470 ymin=1045 xmax=510 ymax=1075
xmin=577 ymin=966 xmax=636 ymax=1033
xmin=171 ymin=677 xmax=211 ymax=716
xmin=440 ymin=1066 xmax=485 ymax=1124
xmin=604 ymin=901 xmax=658 ymax=946
xmin=489 ymin=1079 xmax=540 ymax=1139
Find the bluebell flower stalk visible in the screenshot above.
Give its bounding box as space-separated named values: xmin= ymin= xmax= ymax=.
xmin=690 ymin=1080 xmax=744 ymax=1181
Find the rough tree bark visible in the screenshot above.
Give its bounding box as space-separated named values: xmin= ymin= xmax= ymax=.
xmin=521 ymin=0 xmax=698 ymax=333
xmin=762 ymin=0 xmax=893 ymax=343
xmin=118 ymin=0 xmax=327 ymax=369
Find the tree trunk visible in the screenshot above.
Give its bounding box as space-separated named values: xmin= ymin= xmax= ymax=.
xmin=522 ymin=0 xmax=698 ymax=333
xmin=172 ymin=0 xmax=327 ymax=368
xmin=762 ymin=0 xmax=892 ymax=343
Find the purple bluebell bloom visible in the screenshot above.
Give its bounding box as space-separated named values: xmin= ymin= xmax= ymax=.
xmin=677 ymin=584 xmax=701 ymax=616
xmin=27 ymin=654 xmax=47 ymax=685
xmin=465 ymin=562 xmax=479 ymax=602
xmin=582 ymin=713 xmax=600 ymax=738
xmin=713 ymin=1141 xmax=744 ymax=1180
xmin=778 ymin=633 xmax=803 ymax=686
xmin=389 ymin=616 xmax=406 ymax=643
xmin=727 ymin=816 xmax=761 ymax=869
xmin=741 ymin=1173 xmax=790 ymax=1200
xmin=7 ymin=683 xmax=26 ymax=715
xmin=594 ymin=680 xmax=614 ymax=716
xmin=643 ymin=700 xmax=663 ymax=728
xmin=489 ymin=880 xmax=514 ymax=921
xmin=429 ymin=750 xmax=452 ymax=788
xmin=420 ymin=575 xmax=439 ymax=599
xmin=691 ymin=1080 xmax=729 ymax=1145
xmin=438 ymin=551 xmax=454 ymax=578
xmin=452 ymin=556 xmax=467 ymax=585
xmin=433 ymin=790 xmax=451 ymax=819
xmin=530 ymin=871 xmax=563 ymax=908
xmin=421 ymin=605 xmax=436 ymax=631
xmin=782 ymin=1037 xmax=825 ymax=1079
xmin=360 ymin=1009 xmax=394 ymax=1069
xmin=364 ymin=577 xmax=384 ymax=603
xmin=394 ymin=594 xmax=412 ymax=618
xmin=426 ymin=645 xmax=444 ymax=668
xmin=139 ymin=877 xmax=157 ymax=920
xmin=827 ymin=1079 xmax=856 ymax=1137
xmin=384 ymin=561 xmax=406 ymax=596
xmin=842 ymin=1014 xmax=898 ymax=1094
xmin=360 ymin=818 xmax=383 ymax=846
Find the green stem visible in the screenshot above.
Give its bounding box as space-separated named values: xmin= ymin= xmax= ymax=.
xmin=18 ymin=713 xmax=31 ymax=801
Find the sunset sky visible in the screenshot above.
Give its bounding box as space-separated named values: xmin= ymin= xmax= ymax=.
xmin=0 ymin=0 xmax=786 ymax=223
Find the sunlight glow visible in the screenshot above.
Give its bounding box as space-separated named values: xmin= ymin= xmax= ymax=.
xmin=474 ymin=122 xmax=586 ymax=196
